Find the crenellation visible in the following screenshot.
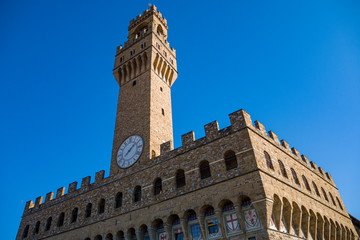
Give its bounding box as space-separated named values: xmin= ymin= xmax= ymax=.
xmin=280 ymin=139 xmax=290 ymax=150
xmin=268 ymin=130 xmax=280 ymax=145
xmin=68 ymin=181 xmax=78 ymax=193
xmin=56 ymin=187 xmax=65 ymax=199
xmin=95 ymin=170 xmax=105 ymax=185
xmin=181 ymin=131 xmax=195 ymax=146
xmin=45 ymin=192 xmax=54 ymax=203
xmin=204 ymin=120 xmax=219 ymax=141
xmin=34 ymin=196 xmax=43 ymax=208
xmin=24 ymin=200 xmax=34 ymax=211
xmin=160 ymin=140 xmax=173 ymax=154
xmin=291 ymin=147 xmax=300 ymax=157
xmin=310 ymin=161 xmax=317 ymax=170
xmin=254 ymin=120 xmax=267 ymax=136
xmin=229 ymin=109 xmax=252 ymax=131
xmin=81 ymin=176 xmax=91 ymax=191
xmin=301 ymin=154 xmax=310 ymax=165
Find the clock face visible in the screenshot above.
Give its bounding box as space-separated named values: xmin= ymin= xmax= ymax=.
xmin=117 ymin=135 xmax=144 ymax=168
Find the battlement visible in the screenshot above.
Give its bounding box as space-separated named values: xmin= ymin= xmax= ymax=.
xmin=129 ymin=5 xmax=168 ymax=32
xmin=23 ymin=109 xmax=335 ymax=215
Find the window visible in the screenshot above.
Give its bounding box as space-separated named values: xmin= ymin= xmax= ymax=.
xmin=154 ymin=178 xmax=162 ymax=195
xmin=329 ymin=192 xmax=336 ymax=206
xmin=175 ymin=169 xmax=186 ymax=188
xmin=321 ymin=187 xmax=329 ymax=201
xmin=115 ymin=192 xmax=123 ymax=208
xmin=132 ymin=80 xmax=136 ymax=86
xmin=278 ymin=160 xmax=288 ymax=178
xmin=336 ymin=197 xmax=343 ymax=210
xmin=290 ymin=168 xmax=300 ymax=185
xmin=302 ymin=175 xmax=311 ymax=192
xmin=163 ymin=50 xmax=167 ymax=57
xmin=187 ymin=210 xmax=201 ymax=240
xmin=57 ymin=212 xmax=65 ymax=227
xmin=141 ymin=42 xmax=146 ymax=49
xmin=264 ymin=151 xmax=274 ymax=170
xmin=160 ymin=87 xmax=163 ymax=92
xmin=156 ymin=42 xmax=161 ymax=49
xmin=312 ymin=182 xmax=320 ymax=197
xmin=170 ymin=58 xmax=173 ymax=64
xmin=71 ymin=207 xmax=78 ymax=223
xmin=33 ymin=221 xmax=40 ymax=235
xmin=162 ymin=108 xmax=165 ymax=116
xmin=134 ymin=186 xmax=141 ymax=202
xmin=171 ymin=215 xmax=183 ymax=240
xmin=98 ymin=198 xmax=105 ymax=214
xmin=45 ymin=217 xmax=52 ymax=231
xmin=120 ymin=56 xmax=124 ymax=62
xmin=130 ymin=49 xmax=135 ymax=56
xmin=22 ymin=225 xmax=29 ymax=239
xmin=224 ymin=150 xmax=237 ymax=170
xmin=85 ymin=203 xmax=92 ymax=218
xmin=199 ymin=160 xmax=211 ymax=179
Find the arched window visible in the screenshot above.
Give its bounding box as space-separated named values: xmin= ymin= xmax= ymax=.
xmin=302 ymin=175 xmax=311 ymax=192
xmin=45 ymin=217 xmax=52 ymax=231
xmin=329 ymin=192 xmax=336 ymax=206
xmin=336 ymin=197 xmax=343 ymax=210
xmin=224 ymin=150 xmax=237 ymax=170
xmin=105 ymin=233 xmax=113 ymax=240
xmin=22 ymin=225 xmax=29 ymax=238
xmin=57 ymin=212 xmax=65 ymax=227
xmin=94 ymin=235 xmax=103 ymax=240
xmin=98 ymin=198 xmax=105 ymax=214
xmin=264 ymin=151 xmax=274 ymax=169
xmin=278 ymin=160 xmax=288 ymax=178
xmin=71 ymin=207 xmax=78 ymax=223
xmin=221 ymin=201 xmax=241 ymax=235
xmin=199 ymin=160 xmax=211 ymax=179
xmin=85 ymin=203 xmax=92 ymax=218
xmin=134 ymin=186 xmax=141 ymax=202
xmin=33 ymin=221 xmax=40 ymax=235
xmin=321 ymin=188 xmax=329 ymax=201
xmin=115 ymin=192 xmax=123 ymax=208
xmin=154 ymin=178 xmax=162 ymax=195
xmin=291 ymin=168 xmax=300 ymax=185
xmin=175 ymin=169 xmax=185 ymax=188
xmin=186 ymin=210 xmax=201 ymax=240
xmin=312 ymin=182 xmax=320 ymax=197
xmin=204 ymin=206 xmax=221 ymax=238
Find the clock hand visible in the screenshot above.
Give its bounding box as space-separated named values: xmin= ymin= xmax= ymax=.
xmin=125 ymin=143 xmax=135 ymax=157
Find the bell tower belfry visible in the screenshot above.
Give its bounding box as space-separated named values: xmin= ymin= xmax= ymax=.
xmin=110 ymin=5 xmax=177 ymax=177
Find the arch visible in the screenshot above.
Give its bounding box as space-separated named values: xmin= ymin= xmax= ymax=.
xmin=199 ymin=160 xmax=211 ymax=179
xmin=33 ymin=221 xmax=40 ymax=235
xmin=134 ymin=185 xmax=141 ymax=202
xmin=201 ymin=205 xmax=215 ymax=217
xmin=335 ymin=222 xmax=341 ymax=239
xmin=264 ymin=151 xmax=274 ymax=169
xmin=175 ymin=169 xmax=186 ymax=188
xmin=157 ymin=57 xmax=163 ymax=75
xmin=202 ymin=205 xmax=221 ymax=238
xmin=336 ymin=197 xmax=343 ymax=210
xmin=316 ymin=213 xmax=324 ymax=240
xmin=98 ymin=198 xmax=105 ymax=214
xmin=139 ymin=224 xmax=149 ymax=239
xmin=321 ymin=187 xmax=329 ymax=201
xmin=71 ymin=207 xmax=78 ymax=223
xmin=302 ymin=175 xmax=311 ymax=192
xmin=278 ymin=160 xmax=288 ymax=178
xmin=153 ymin=177 xmax=162 ymax=195
xmin=105 ymin=233 xmax=113 ymax=240
xmin=184 ymin=209 xmax=198 ymax=221
xmin=133 ymin=22 xmax=148 ymax=38
xmin=115 ymin=192 xmax=123 ymax=208
xmin=224 ymin=150 xmax=237 ymax=170
xmin=329 ymin=192 xmax=336 ymax=206
xmin=218 ymin=199 xmax=235 ymax=211
xmin=127 ymin=228 xmax=136 ymax=240
xmin=309 ymin=210 xmax=317 ymax=240
xmin=132 ymin=59 xmax=138 ymax=78
xmin=116 ymin=231 xmax=125 ymax=240
xmin=127 ymin=62 xmax=132 ymax=81
xmin=137 ymin=54 xmax=143 ymax=73
xmin=152 ymin=218 xmax=164 ymax=234
xmin=292 ymin=202 xmax=301 ymax=236
xmin=324 ymin=216 xmax=330 ymax=240
xmin=291 ymin=168 xmax=300 ymax=185
xmin=45 ymin=217 xmax=52 ymax=231
xmin=94 ymin=235 xmax=103 ymax=240
xmin=85 ymin=202 xmax=92 ymax=218
xmin=272 ymin=195 xmax=282 ymax=230
xmin=168 ymin=214 xmax=183 ymax=240
xmin=22 ymin=225 xmax=29 ymax=238
xmin=301 ymin=206 xmax=309 ymax=238
xmin=157 ymin=25 xmax=164 ymax=36
xmin=239 ymin=195 xmax=252 ymax=208
xmin=312 ymin=182 xmax=321 ymax=197
xmin=330 ymin=219 xmax=336 ymax=240
xmin=282 ymin=198 xmax=292 ymax=233
xmin=184 ymin=209 xmax=201 ymax=240
xmin=57 ymin=212 xmax=65 ymax=227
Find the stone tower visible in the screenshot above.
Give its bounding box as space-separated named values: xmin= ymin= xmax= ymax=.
xmin=110 ymin=5 xmax=178 ymax=177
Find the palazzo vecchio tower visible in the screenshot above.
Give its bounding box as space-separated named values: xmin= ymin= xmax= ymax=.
xmin=17 ymin=5 xmax=358 ymax=240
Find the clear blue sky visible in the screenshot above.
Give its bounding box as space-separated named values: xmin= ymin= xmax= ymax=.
xmin=1 ymin=0 xmax=359 ymax=238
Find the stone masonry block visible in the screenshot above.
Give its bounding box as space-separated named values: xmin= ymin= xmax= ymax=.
xmin=268 ymin=131 xmax=280 ymax=145
xmin=81 ymin=176 xmax=91 ymax=190
xmin=160 ymin=140 xmax=173 ymax=154
xmin=56 ymin=187 xmax=65 ymax=199
xmin=280 ymin=139 xmax=290 ymax=150
xmin=291 ymin=147 xmax=300 ymax=157
xmin=45 ymin=192 xmax=54 ymax=203
xmin=68 ymin=182 xmax=78 ymax=193
xmin=95 ymin=171 xmax=105 ymax=184
xmin=35 ymin=196 xmax=43 ymax=207
xmin=254 ymin=120 xmax=267 ymax=136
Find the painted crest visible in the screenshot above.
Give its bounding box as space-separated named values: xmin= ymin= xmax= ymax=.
xmin=159 ymin=232 xmax=168 ymax=240
xmin=243 ymin=208 xmax=261 ymax=230
xmin=280 ymin=217 xmax=287 ymax=233
xmin=225 ymin=213 xmax=241 ymax=233
xmin=269 ymin=214 xmax=277 ymax=230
